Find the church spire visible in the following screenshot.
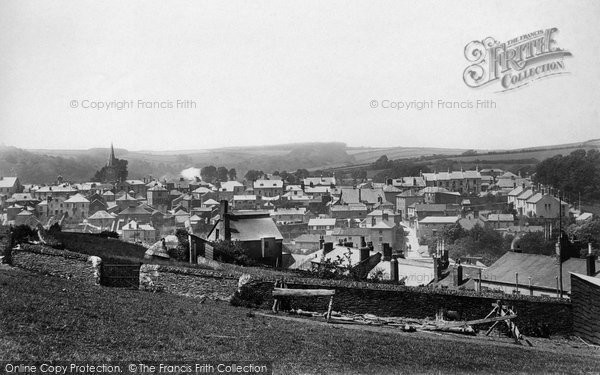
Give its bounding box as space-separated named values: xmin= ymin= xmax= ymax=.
xmin=108 ymin=143 xmax=116 ymax=167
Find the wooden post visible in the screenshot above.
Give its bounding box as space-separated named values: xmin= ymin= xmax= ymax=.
xmin=326 ymin=296 xmax=334 ymax=323
xmin=528 ymin=276 xmax=533 ymax=296
xmin=515 ymin=272 xmax=519 ymax=294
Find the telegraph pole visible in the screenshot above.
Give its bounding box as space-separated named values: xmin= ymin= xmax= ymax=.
xmin=557 ymin=189 xmax=563 ymax=298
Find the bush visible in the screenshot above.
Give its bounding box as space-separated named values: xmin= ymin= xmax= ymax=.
xmin=213 ymin=240 xmax=256 ymax=267
xmin=11 ymin=225 xmax=37 ymax=244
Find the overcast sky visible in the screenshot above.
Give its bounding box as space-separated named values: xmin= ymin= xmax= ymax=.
xmin=1 ymin=0 xmax=598 ymax=151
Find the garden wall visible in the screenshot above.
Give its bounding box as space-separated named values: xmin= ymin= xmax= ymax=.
xmin=139 ymin=264 xmax=241 ymax=301
xmin=238 ymin=277 xmax=573 ymax=337
xmin=9 ymin=244 xmax=102 ymax=285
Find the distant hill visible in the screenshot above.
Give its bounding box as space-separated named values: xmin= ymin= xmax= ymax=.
xmin=1 ymin=139 xmax=598 ymax=184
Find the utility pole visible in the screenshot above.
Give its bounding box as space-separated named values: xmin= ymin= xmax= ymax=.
xmin=557 ymin=189 xmax=563 ymax=298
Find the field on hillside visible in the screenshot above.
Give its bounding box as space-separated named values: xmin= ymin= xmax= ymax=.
xmin=1 ymin=267 xmax=599 ymax=374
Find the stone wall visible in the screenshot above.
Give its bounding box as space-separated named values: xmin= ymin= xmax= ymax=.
xmin=571 ymin=273 xmax=600 ymax=344
xmin=139 ymin=264 xmax=240 ymax=301
xmin=0 ymin=226 xmax=12 ymax=264
xmin=238 ymin=277 xmax=573 ymax=337
xmin=11 ymin=244 xmax=102 ymax=285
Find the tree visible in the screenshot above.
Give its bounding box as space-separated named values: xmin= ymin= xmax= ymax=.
xmin=567 ymin=217 xmax=600 ymax=248
xmin=228 ymin=168 xmax=237 ymax=181
xmin=200 ymin=165 xmax=217 ymax=183
xmin=534 ymin=149 xmax=600 ymax=202
xmin=294 ymin=169 xmax=309 ymax=180
xmin=244 ymin=170 xmax=263 ymax=181
xmin=216 ymin=166 xmax=229 ymax=182
xmin=374 ymin=155 xmax=390 ymax=169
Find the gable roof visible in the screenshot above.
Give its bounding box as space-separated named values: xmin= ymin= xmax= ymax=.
xmin=229 ymin=216 xmax=283 ymax=241
xmin=340 ymin=188 xmax=387 ymax=205
xmin=0 ymin=177 xmax=19 ymax=188
xmin=418 ymin=216 xmax=460 ymax=224
xmin=64 ymin=194 xmax=90 ymax=203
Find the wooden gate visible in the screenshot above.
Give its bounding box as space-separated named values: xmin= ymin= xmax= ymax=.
xmin=100 ymin=262 xmax=141 ymax=288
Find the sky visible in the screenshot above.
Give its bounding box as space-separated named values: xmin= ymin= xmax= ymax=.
xmin=1 ymin=0 xmax=599 ymax=151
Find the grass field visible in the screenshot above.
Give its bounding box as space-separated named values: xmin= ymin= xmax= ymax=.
xmin=1 ymin=267 xmax=599 ymax=374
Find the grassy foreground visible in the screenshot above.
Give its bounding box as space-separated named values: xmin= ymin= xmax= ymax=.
xmin=1 ymin=267 xmax=599 ymax=374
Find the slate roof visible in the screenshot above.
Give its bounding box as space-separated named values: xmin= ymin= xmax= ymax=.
xmin=339 ymin=188 xmax=387 ymax=205
xmin=308 ymin=218 xmax=336 ymax=226
xmin=483 ymin=252 xmax=600 ymax=292
xmin=419 ymin=216 xmax=460 ymax=224
xmin=0 ymin=177 xmax=18 ymax=188
xmin=88 ymin=210 xmax=116 ymax=220
xmin=64 ymin=194 xmax=90 ymax=203
xmin=228 ymin=216 xmax=283 ymax=241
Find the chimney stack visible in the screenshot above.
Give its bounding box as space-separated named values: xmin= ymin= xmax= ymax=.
xmin=382 ymin=243 xmax=392 ymax=261
xmin=360 ymin=246 xmax=370 ymax=263
xmin=587 ymin=243 xmax=596 ymax=276
xmin=453 ymin=261 xmax=463 ymax=287
xmin=323 ymin=242 xmax=334 ymax=254
xmin=360 ymin=236 xmax=366 ymax=248
xmin=220 ymin=200 xmax=231 ymax=241
xmin=390 ymin=256 xmax=399 ymax=282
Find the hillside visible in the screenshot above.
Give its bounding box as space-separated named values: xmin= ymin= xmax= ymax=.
xmin=2 ymin=267 xmax=598 ymax=373
xmin=1 ymin=139 xmax=598 ymax=184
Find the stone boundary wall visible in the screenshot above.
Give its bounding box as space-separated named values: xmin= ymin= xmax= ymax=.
xmin=10 ymin=244 xmax=102 ymax=285
xmin=238 ymin=278 xmax=573 ymax=337
xmin=139 ymin=264 xmax=240 ymax=301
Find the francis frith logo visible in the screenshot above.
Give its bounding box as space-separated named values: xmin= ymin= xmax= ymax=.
xmin=463 ymin=28 xmax=572 ymax=92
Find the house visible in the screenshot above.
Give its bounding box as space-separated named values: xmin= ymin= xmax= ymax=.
xmin=87 ymin=210 xmax=117 ymax=231
xmin=481 ymin=251 xmax=600 ymax=297
xmin=253 ymin=179 xmax=284 ymax=197
xmin=303 ymin=177 xmax=336 ymax=188
xmin=233 ymin=195 xmax=259 ymax=210
xmin=0 ymin=176 xmax=23 ymax=197
xmin=419 ymin=186 xmax=462 ymax=205
xmin=395 ymin=191 xmax=424 ymax=220
xmin=525 ymin=193 xmax=569 ymax=219
xmin=389 ymin=177 xmax=427 ymax=192
xmin=308 ymin=242 xmax=382 ymax=279
xmin=308 ymin=218 xmax=336 ymax=233
xmin=206 ymin=202 xmax=283 ymax=267
xmin=416 ymin=216 xmax=460 ymax=239
xmin=269 ymin=207 xmax=308 ymax=224
xmin=422 ymin=170 xmax=482 ymax=195
xmin=330 ymin=203 xmax=368 ymax=221
xmin=116 ymin=180 xmax=147 ymax=197
xmin=482 ymin=214 xmax=516 ymax=229
xmin=63 ymin=194 xmax=90 ymax=222
xmin=369 ymin=257 xmax=437 ymax=286
xmin=409 ymin=203 xmax=460 ymax=221
xmin=338 ymin=187 xmax=388 ymax=211
xmin=290 ymin=233 xmax=323 ymax=252
xmin=147 ymin=185 xmax=170 ymax=213
xmin=121 ymin=220 xmax=157 ymax=244
xmin=117 ymin=205 xmax=153 ymax=224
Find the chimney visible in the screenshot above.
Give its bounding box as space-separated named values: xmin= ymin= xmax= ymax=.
xmin=453 ymin=261 xmax=463 ymax=287
xmin=390 ymin=256 xmax=399 ymax=282
xmin=382 ymin=243 xmax=392 ymax=261
xmin=319 ymin=236 xmax=324 ymax=249
xmin=367 ymin=241 xmax=374 ymax=251
xmin=587 ymin=243 xmax=596 ymax=276
xmin=382 ymin=212 xmax=389 ymax=222
xmin=371 ymin=216 xmax=376 ymax=227
xmin=323 ymin=242 xmax=334 ymax=254
xmin=360 ymin=246 xmax=370 ymax=262
xmin=220 ymin=200 xmax=231 ymax=241
xmin=360 ymin=236 xmax=366 ymax=248
xmin=433 ymin=256 xmax=440 ymax=283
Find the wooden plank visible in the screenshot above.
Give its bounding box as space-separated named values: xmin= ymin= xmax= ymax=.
xmin=273 ymin=288 xmax=335 ymax=297
xmin=439 ymin=314 xmax=517 ymax=329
